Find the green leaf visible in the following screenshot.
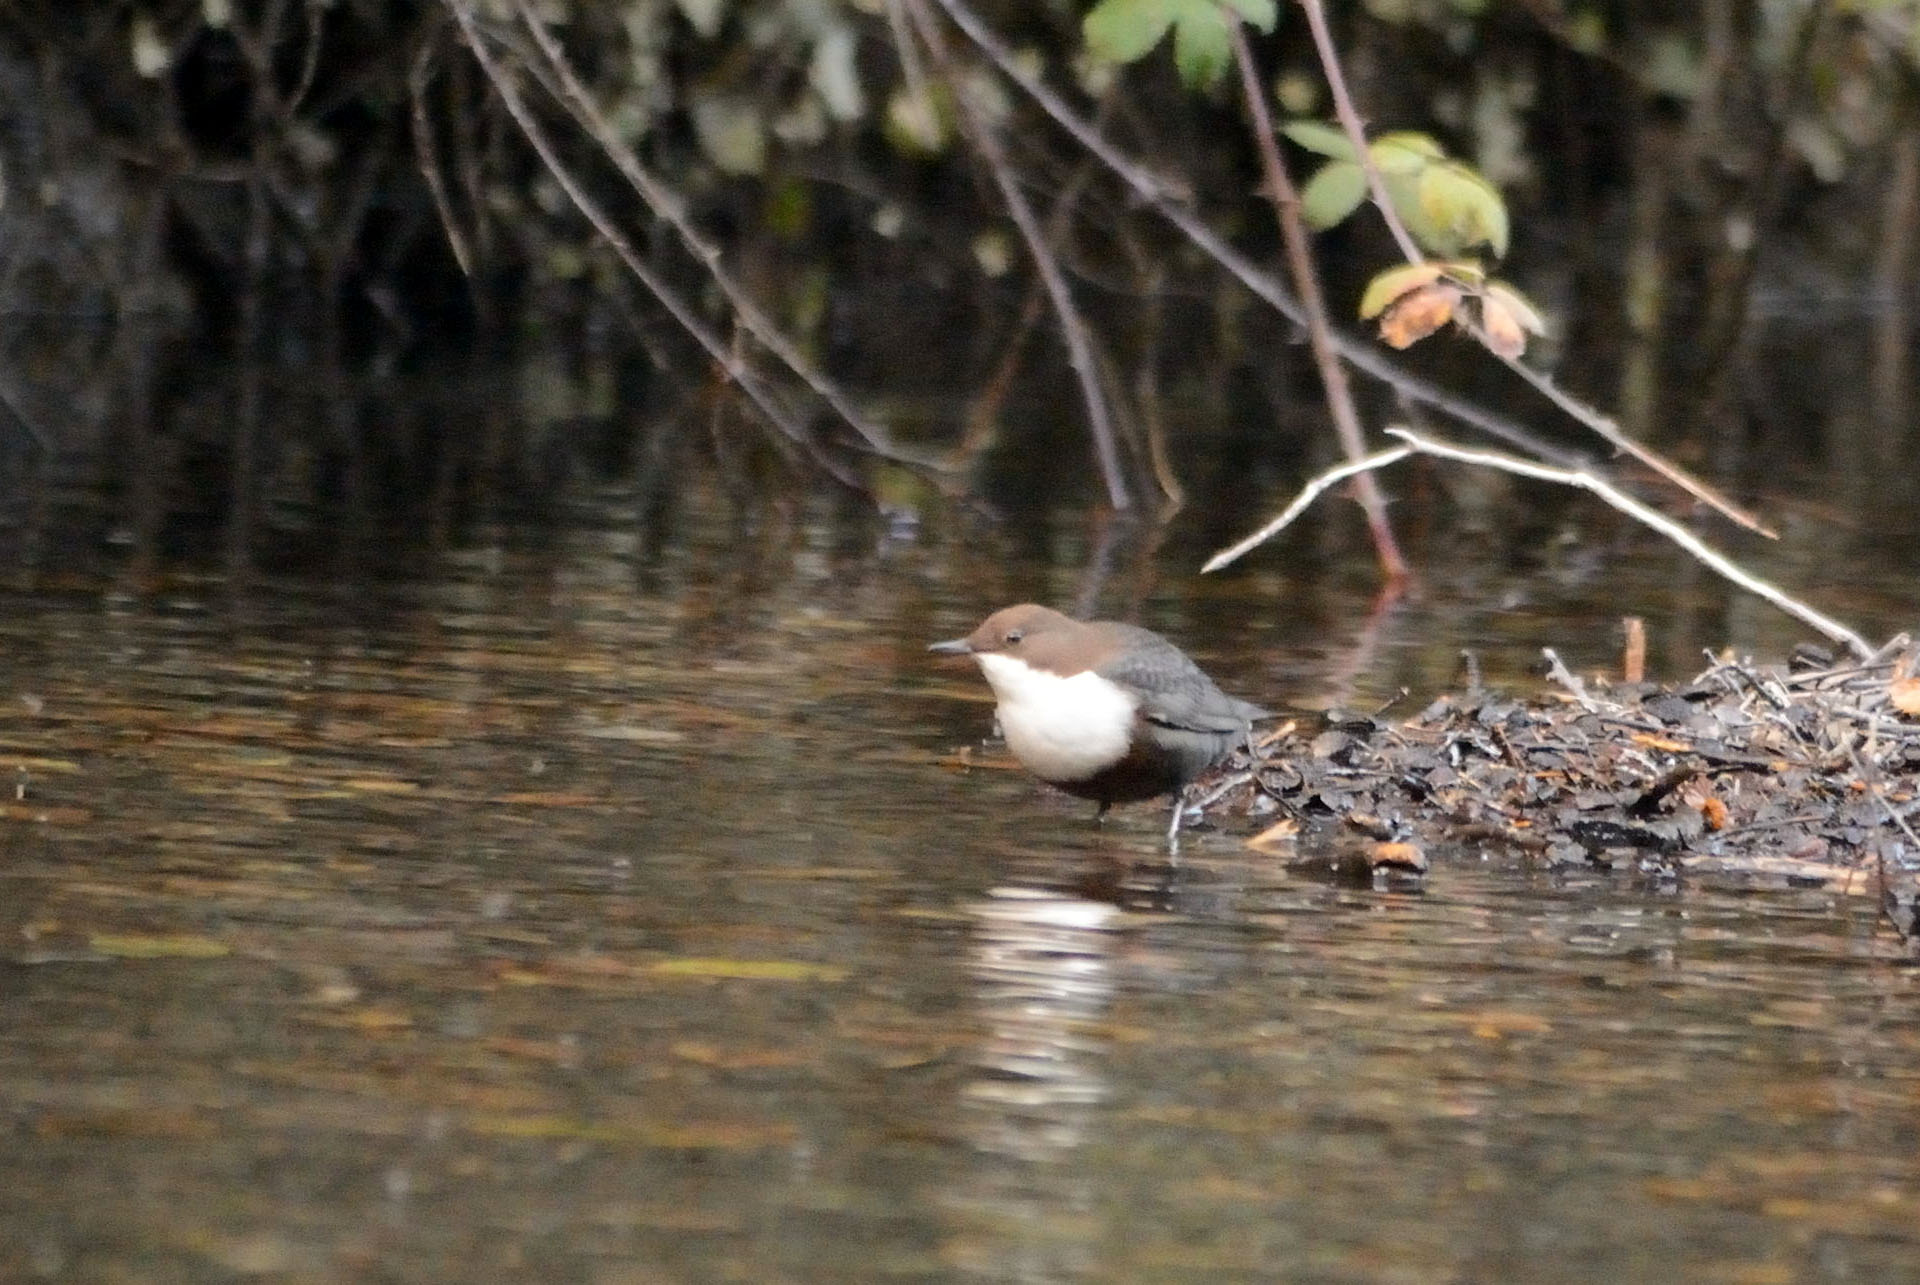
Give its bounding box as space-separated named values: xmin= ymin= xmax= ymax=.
xmin=1223 ymin=0 xmax=1279 ymax=31
xmin=1282 ymin=119 xmax=1355 ymax=160
xmin=1369 ymin=132 xmax=1447 ymax=174
xmin=1300 ymin=161 xmax=1367 ymax=230
xmin=1381 ymin=169 xmax=1429 ymax=241
xmin=1086 ymin=0 xmax=1273 ymax=91
xmin=1415 ymin=159 xmax=1509 ymax=257
xmin=1172 ymin=3 xmax=1232 ymax=89
xmin=1084 ymin=0 xmax=1177 ymax=66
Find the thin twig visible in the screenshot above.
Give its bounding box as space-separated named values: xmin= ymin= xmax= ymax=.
xmin=409 ymin=27 xmax=477 ymax=280
xmin=1206 ymin=425 xmax=1874 ymax=659
xmin=444 ymin=0 xmax=864 ymax=491
xmin=1495 ymin=355 xmax=1775 ymax=537
xmin=506 ymin=0 xmax=945 ymax=474
xmin=1201 ymin=445 xmax=1411 ymax=571
xmin=1541 ymin=648 xmax=1598 ymax=711
xmin=1695 ymin=0 xmax=1836 ymax=423
xmin=1298 ymin=0 xmax=1423 ymax=265
xmin=1135 ymin=262 xmax=1184 ymax=512
xmin=905 ymin=0 xmax=1131 ymax=509
xmin=0 ymin=382 xmax=49 ymax=451
xmin=1850 ymin=748 xmax=1920 ymax=943
xmin=1229 ymin=19 xmax=1404 ymax=580
xmin=883 ymin=0 xmax=935 ymax=111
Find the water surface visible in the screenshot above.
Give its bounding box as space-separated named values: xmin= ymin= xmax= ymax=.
xmin=1 ymin=494 xmax=1916 ymax=1283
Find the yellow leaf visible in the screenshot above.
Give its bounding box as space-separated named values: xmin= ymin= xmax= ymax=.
xmin=299 ymin=1005 xmax=414 ymax=1032
xmin=1369 ymin=131 xmax=1446 ymax=174
xmin=647 ymin=957 xmax=849 ymax=983
xmin=7 ymin=758 xmax=81 ymax=774
xmin=88 ymin=933 xmax=231 ymax=959
xmin=464 ymin=1113 xmax=796 ymax=1149
xmin=1468 ymin=1011 xmax=1553 ymax=1039
xmin=1359 ymin=259 xmax=1484 ymax=320
xmin=340 ymin=777 xmax=420 ymax=794
xmin=671 ymin=1041 xmax=808 ymax=1069
xmin=1629 ymin=732 xmax=1693 ymax=753
xmin=492 ymin=792 xmax=605 ymax=807
xmin=1358 ymin=262 xmax=1446 ymax=320
xmin=0 ymin=803 xmax=92 ymax=824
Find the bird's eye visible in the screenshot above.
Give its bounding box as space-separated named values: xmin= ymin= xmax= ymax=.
xmin=1004 ymin=629 xmax=1024 ymax=645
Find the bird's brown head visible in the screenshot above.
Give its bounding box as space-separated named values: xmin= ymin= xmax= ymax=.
xmin=928 ymin=604 xmax=1101 ymax=674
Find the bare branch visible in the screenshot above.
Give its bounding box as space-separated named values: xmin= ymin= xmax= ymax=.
xmin=409 ymin=29 xmax=477 ymax=281
xmin=1207 ymin=425 xmax=1874 ymax=660
xmin=1201 ymin=444 xmax=1412 ymax=572
xmin=506 ymin=0 xmax=944 ymax=475
xmin=1540 ymin=648 xmax=1598 ymax=711
xmin=1297 ymin=0 xmax=1424 ymax=265
xmin=1229 ymin=19 xmax=1404 ymax=580
xmin=905 ymin=0 xmax=1130 ymax=509
xmin=443 ymin=0 xmax=865 ymax=491
xmin=1490 ymin=352 xmax=1776 ymax=537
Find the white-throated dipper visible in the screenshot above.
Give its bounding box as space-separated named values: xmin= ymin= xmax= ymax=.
xmin=930 ymin=604 xmax=1270 ymax=848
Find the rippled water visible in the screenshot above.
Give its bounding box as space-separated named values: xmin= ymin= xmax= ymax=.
xmin=1 ymin=495 xmax=1917 ymax=1283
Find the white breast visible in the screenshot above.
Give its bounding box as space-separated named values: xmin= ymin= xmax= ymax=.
xmin=975 ymin=653 xmax=1136 ymax=783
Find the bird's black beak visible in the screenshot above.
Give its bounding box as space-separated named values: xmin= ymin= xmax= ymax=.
xmin=927 ymin=637 xmax=973 ymax=655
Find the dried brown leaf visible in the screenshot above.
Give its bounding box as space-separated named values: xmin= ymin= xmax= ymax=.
xmin=1479 ymin=294 xmax=1528 ymax=358
xmin=1889 ymin=676 xmax=1920 ymax=716
xmin=1378 ymin=282 xmax=1462 ymax=349
xmin=1699 ymin=796 xmax=1729 ymax=831
xmin=1245 ymin=818 xmax=1299 ymax=852
xmin=1630 ymin=732 xmax=1692 ymax=753
xmin=1369 ymin=841 xmax=1429 ymax=872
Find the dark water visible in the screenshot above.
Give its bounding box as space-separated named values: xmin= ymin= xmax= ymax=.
xmin=2 ymin=488 xmax=1918 ymax=1284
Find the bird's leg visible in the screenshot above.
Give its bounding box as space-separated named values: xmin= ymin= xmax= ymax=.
xmin=1165 ymin=789 xmax=1186 ymax=856
xmin=1094 ymin=800 xmax=1110 ymax=825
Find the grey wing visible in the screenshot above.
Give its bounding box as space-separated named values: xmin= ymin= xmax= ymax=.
xmin=1096 ymin=637 xmax=1268 ymax=734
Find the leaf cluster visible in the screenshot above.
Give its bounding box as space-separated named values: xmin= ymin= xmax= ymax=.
xmin=1285 ymin=121 xmax=1545 ymax=357
xmin=1083 ymin=0 xmax=1278 ymax=89
xmin=1283 ymin=120 xmax=1508 ymax=259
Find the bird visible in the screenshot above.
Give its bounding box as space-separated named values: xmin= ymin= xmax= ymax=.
xmin=930 ymin=604 xmax=1269 ymax=849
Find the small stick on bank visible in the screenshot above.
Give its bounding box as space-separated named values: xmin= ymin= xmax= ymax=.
xmin=1622 ymin=617 xmax=1647 ymax=684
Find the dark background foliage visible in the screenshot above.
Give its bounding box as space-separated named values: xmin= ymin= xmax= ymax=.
xmin=1 ymin=1 xmax=1914 ymax=565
